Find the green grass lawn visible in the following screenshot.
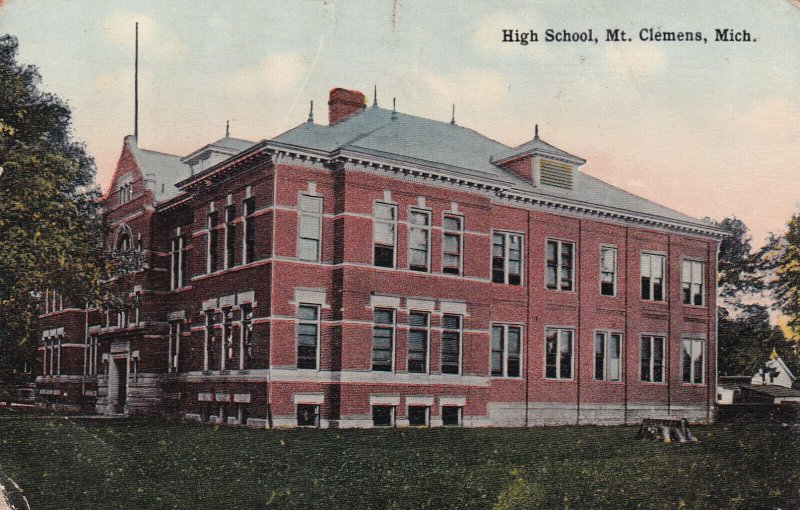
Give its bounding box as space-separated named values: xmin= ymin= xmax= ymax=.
xmin=0 ymin=418 xmax=797 ymax=510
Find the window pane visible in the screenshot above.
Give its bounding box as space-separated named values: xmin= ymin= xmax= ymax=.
xmin=682 ymin=260 xmax=691 ymax=284
xmin=546 ymin=241 xmax=557 ymax=264
xmin=374 ymin=222 xmax=395 ymax=245
xmin=409 ymin=211 xmax=429 ymax=226
xmin=559 ymin=331 xmax=572 ymax=379
xmin=298 ymin=238 xmax=319 ymax=261
xmin=609 ymin=334 xmax=621 ymax=381
xmin=508 ymin=328 xmax=521 ymax=355
xmin=442 ymin=315 xmax=460 ymax=330
xmin=652 ymin=256 xmax=664 ymax=278
xmin=492 ymin=234 xmax=505 ymax=257
xmin=374 ymin=310 xmax=393 ymax=324
xmin=640 ymin=254 xmax=651 ymax=277
xmin=682 ymin=340 xmax=692 ymax=383
xmin=409 ymin=312 xmax=428 ymax=327
xmin=299 ymin=195 xmax=322 ymax=213
xmin=594 ymin=333 xmax=605 ymax=380
xmin=443 ymin=216 xmax=461 ymax=230
xmin=545 ymin=330 xmax=558 ymax=379
xmin=408 ymin=330 xmax=427 ymax=351
xmin=299 ymin=215 xmax=320 ymax=238
xmin=374 ymin=203 xmax=395 ymax=220
xmin=444 ymin=234 xmax=459 ymax=254
xmin=298 ymin=305 xmax=318 ymax=320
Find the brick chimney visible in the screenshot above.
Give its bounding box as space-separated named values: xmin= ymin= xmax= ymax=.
xmin=328 ymin=88 xmax=366 ymax=125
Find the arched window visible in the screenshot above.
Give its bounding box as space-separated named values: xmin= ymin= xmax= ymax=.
xmin=117 ymin=233 xmax=131 ymax=252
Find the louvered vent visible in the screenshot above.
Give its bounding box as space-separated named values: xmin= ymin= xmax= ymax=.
xmin=539 ymin=159 xmax=573 ymax=189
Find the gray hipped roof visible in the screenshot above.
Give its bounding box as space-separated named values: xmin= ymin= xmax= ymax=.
xmin=271 ymin=105 xmax=717 ymax=231
xmin=126 ymin=136 xmax=190 ymax=202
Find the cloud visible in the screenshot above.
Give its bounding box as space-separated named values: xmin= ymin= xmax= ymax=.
xmin=605 ymin=44 xmax=667 ymax=78
xmin=102 ymin=11 xmax=186 ymax=60
xmin=421 ymin=68 xmax=508 ymax=113
xmin=226 ymin=52 xmax=309 ymax=94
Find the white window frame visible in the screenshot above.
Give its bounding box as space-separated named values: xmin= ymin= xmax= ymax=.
xmin=407 ymin=310 xmax=430 ymax=374
xmin=223 ymin=204 xmax=236 ymax=270
xmin=221 ymin=307 xmax=234 ymax=370
xmin=544 ymin=327 xmax=574 ymax=380
xmin=640 ymin=252 xmax=666 ymax=302
xmin=600 ymin=245 xmax=617 ymax=297
xmin=490 ymin=324 xmax=523 ymax=378
xmin=441 ymin=214 xmax=464 ymax=275
xmin=545 ymin=238 xmax=575 ymax=292
xmin=240 ymin=303 xmax=254 ymax=370
xmin=593 ymin=330 xmax=622 ymax=382
xmin=296 ymin=303 xmax=320 ymax=370
xmin=206 ymin=208 xmax=218 ymax=274
xmin=407 ymin=208 xmax=431 ymax=272
xmin=682 ymin=337 xmax=705 ymax=385
xmin=168 ymin=322 xmax=181 ymax=372
xmin=297 ymin=194 xmax=322 ymax=262
xmin=681 ymin=259 xmax=705 ymax=306
xmin=492 ymin=231 xmax=524 ymax=285
xmin=203 ymin=311 xmax=215 ymax=371
xmin=440 ymin=314 xmax=462 ymax=375
xmin=242 ymin=196 xmax=256 ymax=265
xmin=640 ymin=335 xmax=666 ymax=383
xmin=372 ymin=201 xmax=397 ymax=268
xmin=371 ymin=308 xmax=396 ymax=372
xmin=169 ymin=233 xmax=185 ymax=290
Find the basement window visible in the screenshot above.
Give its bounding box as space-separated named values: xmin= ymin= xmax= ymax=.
xmin=297 ymin=404 xmax=320 ymax=427
xmin=442 ymin=406 xmax=462 ymax=426
xmin=372 ymin=405 xmax=395 ymax=427
xmin=408 ymin=406 xmax=429 ymax=426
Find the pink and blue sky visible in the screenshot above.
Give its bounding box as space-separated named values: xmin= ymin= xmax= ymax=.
xmin=1 ymin=0 xmax=798 ymax=246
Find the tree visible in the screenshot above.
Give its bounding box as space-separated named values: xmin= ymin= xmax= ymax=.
xmin=761 ymin=212 xmax=800 ymax=377
xmin=716 ymin=216 xmax=764 ymax=307
xmin=0 ymin=35 xmax=105 ymax=372
xmin=717 ymin=304 xmax=786 ymax=376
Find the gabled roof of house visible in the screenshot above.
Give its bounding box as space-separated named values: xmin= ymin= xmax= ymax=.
xmin=125 ymin=136 xmax=190 ymax=202
xmin=271 ymin=105 xmax=718 ymax=231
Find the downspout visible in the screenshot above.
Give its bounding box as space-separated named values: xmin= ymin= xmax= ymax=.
xmin=576 ymin=219 xmax=582 ymax=425
xmin=709 ymin=241 xmax=720 ymax=424
xmin=666 ymin=235 xmax=672 ymax=417
xmin=267 ymin=157 xmax=277 ymax=429
xmin=524 ymin=211 xmax=531 ymax=427
xmin=623 ymin=227 xmax=629 ymax=424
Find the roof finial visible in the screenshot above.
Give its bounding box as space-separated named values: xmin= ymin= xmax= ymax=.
xmin=391 ymin=97 xmax=397 ymax=120
xmin=450 ymin=104 xmax=456 ymax=125
xmin=534 ymin=124 xmax=539 ymax=139
xmin=225 ymin=120 xmax=230 ymax=138
xmin=373 ymin=84 xmax=378 ymax=107
xmin=307 ymin=100 xmax=314 ymax=123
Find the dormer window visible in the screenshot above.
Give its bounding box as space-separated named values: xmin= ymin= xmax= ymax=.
xmin=538 ymin=159 xmax=573 ymax=190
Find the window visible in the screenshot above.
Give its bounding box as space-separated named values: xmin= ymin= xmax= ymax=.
xmin=117 ymin=233 xmax=131 ymax=253
xmin=641 ymin=253 xmax=665 ymax=301
xmin=441 ymin=314 xmax=462 ymax=375
xmin=442 ymin=215 xmax=463 ymax=275
xmin=133 ymin=291 xmax=141 ymax=325
xmin=207 ymin=211 xmax=218 ymax=273
xmin=222 ymin=308 xmax=234 ymax=370
xmin=492 ymin=232 xmax=523 ymax=285
xmin=545 ymin=328 xmax=574 ymax=380
xmin=88 ymin=335 xmax=99 ymax=376
xmin=297 ymin=305 xmax=320 ymax=369
xmin=491 ymin=325 xmax=522 ymax=377
xmin=116 ymin=307 xmax=127 ymax=329
xmin=408 ymin=209 xmax=431 ymax=272
xmin=682 ymin=338 xmax=704 ymax=384
xmin=204 ymin=311 xmax=216 ymax=371
xmin=224 ymin=205 xmax=236 ymax=269
xmin=118 ymin=182 xmax=132 ymax=204
xmin=640 ymin=335 xmax=665 ymax=383
xmin=441 ymin=406 xmax=462 ymax=426
xmin=243 ymin=197 xmax=256 ymax=264
xmin=682 ymin=260 xmax=705 ymax=306
xmin=546 ymin=240 xmax=574 ymax=291
xmin=297 ymin=404 xmax=320 ymax=427
xmin=594 ymin=332 xmax=621 ymax=381
xmin=241 ymin=304 xmax=254 ymax=370
xmin=298 ymin=194 xmax=322 ymax=262
xmin=408 ymin=406 xmax=429 ymax=426
xmin=600 ymin=246 xmax=617 ymax=296
xmin=168 ymin=322 xmax=181 ymax=372
xmin=372 ymin=309 xmax=394 ymax=371
xmin=407 ymin=312 xmax=429 ymax=373
xmin=372 ymin=405 xmax=394 ymax=427
xmin=170 ymin=233 xmax=187 ymax=289
xmin=373 ymin=202 xmax=396 ymax=268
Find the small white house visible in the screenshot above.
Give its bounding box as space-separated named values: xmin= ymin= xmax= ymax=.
xmin=751 ymin=350 xmax=796 ymax=389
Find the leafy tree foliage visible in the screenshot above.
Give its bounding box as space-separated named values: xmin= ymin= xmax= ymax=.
xmin=717 ymin=304 xmax=787 ymax=376
xmin=715 ymin=216 xmax=764 ymax=305
xmin=763 ymin=213 xmax=800 ymax=340
xmin=0 ymin=35 xmax=105 ymax=371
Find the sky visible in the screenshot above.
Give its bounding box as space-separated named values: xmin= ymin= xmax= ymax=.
xmin=1 ymin=0 xmax=799 ymax=247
